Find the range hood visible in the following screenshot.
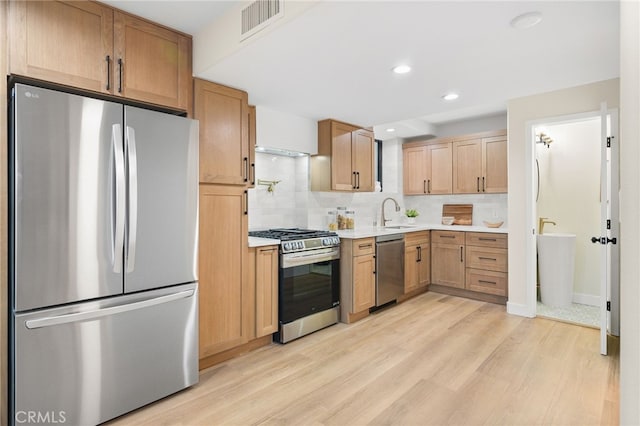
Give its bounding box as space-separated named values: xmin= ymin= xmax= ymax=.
xmin=255 ymin=105 xmax=318 ymax=155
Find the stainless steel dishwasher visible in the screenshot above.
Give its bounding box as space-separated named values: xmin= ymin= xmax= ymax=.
xmin=375 ymin=234 xmax=405 ymax=307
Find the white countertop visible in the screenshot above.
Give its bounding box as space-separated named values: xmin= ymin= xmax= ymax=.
xmin=335 ymin=223 xmax=508 ymax=239
xmin=248 ymin=236 xmax=280 ymax=248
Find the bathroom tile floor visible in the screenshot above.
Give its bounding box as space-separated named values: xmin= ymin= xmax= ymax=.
xmin=536 ymin=301 xmax=600 ymax=328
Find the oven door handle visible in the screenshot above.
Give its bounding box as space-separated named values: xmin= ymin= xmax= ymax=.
xmin=281 ymin=249 xmax=340 ymax=268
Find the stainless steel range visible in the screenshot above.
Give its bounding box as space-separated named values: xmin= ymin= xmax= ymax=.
xmin=249 ymin=228 xmax=340 ymax=343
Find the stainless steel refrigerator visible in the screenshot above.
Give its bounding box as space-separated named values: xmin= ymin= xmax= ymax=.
xmin=9 ymin=83 xmax=199 ymax=425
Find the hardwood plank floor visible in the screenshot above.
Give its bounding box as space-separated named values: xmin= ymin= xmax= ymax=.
xmin=107 ymin=292 xmax=619 ymax=426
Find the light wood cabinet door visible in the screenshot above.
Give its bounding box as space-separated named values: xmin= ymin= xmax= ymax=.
xmin=9 ymin=0 xmax=114 ymax=94
xmin=482 ymin=136 xmax=508 ymax=193
xmin=331 ymin=122 xmax=355 ymax=191
xmin=431 ymin=242 xmax=465 ymax=288
xmin=198 ymin=184 xmax=249 ymax=358
xmin=255 ymin=245 xmax=278 ymax=338
xmin=427 ymin=143 xmax=453 ymax=194
xmin=194 ymin=79 xmax=250 ymax=185
xmin=453 ymin=139 xmax=482 ymax=194
xmin=352 ymin=129 xmax=375 ymax=191
xmin=114 ymin=11 xmax=191 ymax=110
xmin=353 ymin=254 xmax=375 ymax=313
xmin=403 ymin=146 xmax=428 ymax=195
xmin=405 ymin=243 xmax=430 ymax=293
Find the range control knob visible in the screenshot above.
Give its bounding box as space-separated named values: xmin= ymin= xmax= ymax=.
xmin=322 ymin=238 xmax=329 ymax=246
xmin=283 ymin=242 xmax=291 ymax=251
xmin=297 ymin=241 xmax=304 ymax=249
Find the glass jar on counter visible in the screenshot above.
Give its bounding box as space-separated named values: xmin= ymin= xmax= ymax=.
xmin=327 ymin=211 xmax=338 ymax=231
xmin=345 ymin=210 xmax=355 ymax=229
xmin=337 ymin=207 xmax=347 ymax=230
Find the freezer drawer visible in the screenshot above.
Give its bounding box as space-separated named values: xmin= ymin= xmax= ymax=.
xmin=11 ymin=283 xmax=198 ymax=425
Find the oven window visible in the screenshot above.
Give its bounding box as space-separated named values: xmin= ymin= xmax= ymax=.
xmin=280 ymin=259 xmax=339 ymax=324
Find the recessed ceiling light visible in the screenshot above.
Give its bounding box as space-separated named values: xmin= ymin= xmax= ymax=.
xmin=386 ymin=128 xmax=396 ymax=132
xmin=442 ymin=93 xmax=459 ymax=101
xmin=392 ymin=65 xmax=411 ymax=74
xmin=510 ymin=11 xmax=542 ymax=30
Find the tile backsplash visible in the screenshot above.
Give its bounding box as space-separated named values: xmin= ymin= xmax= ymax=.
xmin=248 ymin=138 xmax=508 ymax=230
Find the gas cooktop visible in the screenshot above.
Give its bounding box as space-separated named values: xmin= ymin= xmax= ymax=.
xmin=249 ymin=228 xmax=340 ymax=253
xmin=249 ymin=228 xmax=337 ymax=241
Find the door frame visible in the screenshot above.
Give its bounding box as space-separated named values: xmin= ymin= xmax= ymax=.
xmin=524 ymin=109 xmax=620 ymax=338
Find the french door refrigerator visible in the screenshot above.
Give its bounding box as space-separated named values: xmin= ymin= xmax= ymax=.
xmin=9 ymin=83 xmax=199 ymax=425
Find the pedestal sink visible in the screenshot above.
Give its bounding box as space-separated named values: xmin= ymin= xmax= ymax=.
xmin=537 ymin=233 xmax=576 ymax=307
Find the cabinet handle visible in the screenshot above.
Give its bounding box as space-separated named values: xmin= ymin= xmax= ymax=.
xmin=417 ymin=246 xmax=422 ymax=262
xmin=482 ymin=177 xmax=486 ymax=192
xmin=460 ymin=246 xmax=464 ymax=262
xmin=477 ymin=177 xmax=480 ymax=192
xmin=243 ymin=190 xmax=248 ymax=215
xmin=356 ymin=171 xmax=360 ymax=189
xmin=259 ymin=247 xmax=277 ymax=253
xmin=117 ymin=58 xmax=123 ymax=93
xmin=440 ymin=235 xmax=456 ymax=239
xmin=106 ymin=55 xmax=111 ymax=90
xmin=358 ymin=243 xmax=372 ymax=249
xmin=251 ymin=163 xmax=255 ymax=185
xmin=353 ymin=171 xmax=357 ymax=189
xmin=479 ymin=257 xmax=497 ymax=261
xmin=479 ymin=237 xmax=497 ymax=241
xmin=423 ymin=180 xmax=427 ymax=194
xmin=479 ymin=280 xmax=497 ymax=285
xmin=243 ymin=157 xmax=248 ymax=182
xmin=427 ymin=179 xmax=431 ymax=194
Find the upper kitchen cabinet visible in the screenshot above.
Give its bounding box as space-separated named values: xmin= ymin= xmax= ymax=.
xmin=311 ymin=119 xmax=375 ymax=192
xmin=194 ymin=79 xmax=251 ymax=185
xmin=8 ymin=0 xmax=192 ymax=112
xmin=403 ymin=139 xmax=453 ymax=195
xmin=9 ymin=1 xmax=114 ymax=94
xmin=452 ymin=130 xmax=508 ymax=194
xmin=113 ymin=11 xmax=192 ymax=111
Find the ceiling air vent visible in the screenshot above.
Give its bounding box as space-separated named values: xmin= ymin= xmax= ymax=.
xmin=241 ymin=0 xmax=284 ymax=41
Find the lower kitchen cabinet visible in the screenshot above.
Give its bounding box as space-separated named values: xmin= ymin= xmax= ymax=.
xmin=340 ymin=237 xmax=376 ymax=323
xmin=430 ymin=230 xmax=508 ymax=304
xmin=253 ymin=245 xmax=278 ymax=338
xmin=404 ymin=231 xmax=430 ymax=294
xmin=465 ymin=232 xmax=508 ymax=299
xmin=430 ymin=230 xmax=465 ymax=289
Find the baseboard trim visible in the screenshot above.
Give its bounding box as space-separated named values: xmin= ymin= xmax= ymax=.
xmin=573 ymin=292 xmax=599 ymax=306
xmin=507 ymin=301 xmax=535 ymax=318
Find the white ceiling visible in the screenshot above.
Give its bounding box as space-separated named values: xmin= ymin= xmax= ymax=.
xmin=103 ymin=1 xmax=620 ymax=140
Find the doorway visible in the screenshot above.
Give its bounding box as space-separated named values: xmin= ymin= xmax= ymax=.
xmin=526 ymin=108 xmax=619 ymax=355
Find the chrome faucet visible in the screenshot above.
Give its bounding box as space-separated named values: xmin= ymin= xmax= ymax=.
xmin=539 ymin=217 xmax=556 ymax=234
xmin=381 ymin=197 xmax=401 ymax=226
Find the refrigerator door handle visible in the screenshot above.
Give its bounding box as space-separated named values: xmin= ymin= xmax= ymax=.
xmin=126 ymin=125 xmax=138 ymax=273
xmin=112 ymin=124 xmax=126 ymax=273
xmin=24 ymin=289 xmax=195 ymax=329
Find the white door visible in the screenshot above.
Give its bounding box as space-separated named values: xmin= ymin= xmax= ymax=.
xmin=596 ymin=103 xmax=620 ymax=355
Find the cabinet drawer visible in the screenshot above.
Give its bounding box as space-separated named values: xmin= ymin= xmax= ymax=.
xmin=466 ymin=269 xmax=507 ymax=296
xmin=353 ymin=238 xmax=375 ymax=256
xmin=466 ymin=232 xmax=507 ymax=248
xmin=405 ymin=231 xmax=429 ymax=246
xmin=431 ymin=230 xmax=464 ymax=245
xmin=466 ymin=246 xmax=507 ymax=272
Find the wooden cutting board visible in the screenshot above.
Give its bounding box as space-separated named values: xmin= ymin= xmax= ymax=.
xmin=442 ymin=204 xmax=473 ymax=225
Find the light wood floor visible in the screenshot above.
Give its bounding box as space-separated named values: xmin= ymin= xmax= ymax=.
xmin=108 ymin=292 xmax=619 ymax=426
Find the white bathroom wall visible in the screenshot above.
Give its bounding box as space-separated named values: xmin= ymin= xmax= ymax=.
xmin=536 ymin=118 xmax=601 ymax=304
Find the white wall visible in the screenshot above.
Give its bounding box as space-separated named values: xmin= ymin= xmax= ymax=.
xmin=506 ymin=78 xmax=619 ymax=317
xmin=620 ymin=1 xmax=640 ymax=423
xmin=434 ymin=113 xmax=507 ymax=138
xmin=536 ymin=118 xmax=601 ymax=304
